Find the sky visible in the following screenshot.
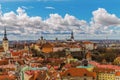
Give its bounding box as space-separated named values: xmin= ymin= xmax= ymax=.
xmin=0 ymin=0 xmax=120 ymax=40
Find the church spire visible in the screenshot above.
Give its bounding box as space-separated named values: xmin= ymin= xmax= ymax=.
xmin=71 ymin=31 xmax=74 ymax=40
xmin=2 ymin=26 xmax=9 ymax=53
xmin=3 ymin=27 xmax=8 ymax=40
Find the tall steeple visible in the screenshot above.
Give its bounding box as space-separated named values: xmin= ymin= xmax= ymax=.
xmin=71 ymin=31 xmax=74 ymax=40
xmin=3 ymin=27 xmax=8 ymax=40
xmin=2 ymin=26 xmax=9 ymax=53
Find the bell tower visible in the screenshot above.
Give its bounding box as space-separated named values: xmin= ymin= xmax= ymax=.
xmin=2 ymin=27 xmax=9 ymax=53
xmin=71 ymin=31 xmax=74 ymax=40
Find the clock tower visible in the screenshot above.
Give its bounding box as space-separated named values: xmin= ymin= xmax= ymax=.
xmin=2 ymin=27 xmax=9 ymax=53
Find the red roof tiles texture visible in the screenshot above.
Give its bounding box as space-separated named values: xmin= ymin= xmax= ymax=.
xmin=61 ymin=68 xmax=96 ymax=78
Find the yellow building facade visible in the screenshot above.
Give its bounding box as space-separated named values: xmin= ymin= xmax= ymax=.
xmin=98 ymin=73 xmax=115 ymax=80
xmin=93 ymin=68 xmax=115 ymax=80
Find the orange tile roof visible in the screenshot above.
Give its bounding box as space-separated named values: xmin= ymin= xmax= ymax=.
xmin=11 ymin=52 xmax=21 ymax=56
xmin=0 ymin=47 xmax=4 ymax=52
xmin=115 ymin=72 xmax=120 ymax=76
xmin=0 ymin=60 xmax=9 ymax=65
xmin=61 ymin=68 xmax=96 ymax=78
xmin=0 ymin=64 xmax=16 ymax=70
xmin=93 ymin=67 xmax=115 ymax=73
xmin=69 ymin=45 xmax=81 ymax=48
xmin=83 ymin=41 xmax=93 ymax=44
xmin=42 ymin=42 xmax=54 ymax=48
xmin=89 ymin=61 xmax=120 ymax=70
xmin=0 ymin=75 xmax=16 ymax=80
xmin=29 ymin=70 xmax=47 ymax=80
xmin=11 ymin=50 xmax=29 ymax=57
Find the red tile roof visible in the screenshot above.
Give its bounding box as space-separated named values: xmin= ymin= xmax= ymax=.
xmin=93 ymin=67 xmax=115 ymax=73
xmin=116 ymin=72 xmax=120 ymax=76
xmin=89 ymin=61 xmax=120 ymax=70
xmin=11 ymin=50 xmax=30 ymax=57
xmin=61 ymin=68 xmax=96 ymax=78
xmin=0 ymin=60 xmax=9 ymax=65
xmin=83 ymin=41 xmax=93 ymax=44
xmin=0 ymin=74 xmax=16 ymax=80
xmin=11 ymin=52 xmax=21 ymax=56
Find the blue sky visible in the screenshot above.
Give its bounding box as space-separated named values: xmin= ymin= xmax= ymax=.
xmin=0 ymin=0 xmax=120 ymax=40
xmin=1 ymin=0 xmax=120 ymax=21
xmin=1 ymin=0 xmax=120 ymax=20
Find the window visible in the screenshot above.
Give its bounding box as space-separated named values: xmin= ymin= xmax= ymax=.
xmin=67 ymin=73 xmax=71 ymax=76
xmin=0 ymin=68 xmax=2 ymax=72
xmin=84 ymin=74 xmax=87 ymax=76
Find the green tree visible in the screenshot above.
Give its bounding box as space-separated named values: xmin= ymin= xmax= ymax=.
xmin=31 ymin=48 xmax=45 ymax=58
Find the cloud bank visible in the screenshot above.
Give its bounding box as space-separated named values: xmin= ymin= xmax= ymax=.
xmin=0 ymin=7 xmax=120 ymax=40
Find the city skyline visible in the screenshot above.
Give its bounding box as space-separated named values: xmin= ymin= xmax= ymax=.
xmin=0 ymin=0 xmax=120 ymax=40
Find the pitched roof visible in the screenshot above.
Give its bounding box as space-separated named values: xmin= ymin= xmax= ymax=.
xmin=11 ymin=50 xmax=30 ymax=57
xmin=11 ymin=52 xmax=21 ymax=56
xmin=93 ymin=67 xmax=115 ymax=73
xmin=0 ymin=74 xmax=16 ymax=80
xmin=41 ymin=42 xmax=54 ymax=48
xmin=89 ymin=61 xmax=120 ymax=70
xmin=83 ymin=41 xmax=93 ymax=44
xmin=61 ymin=68 xmax=96 ymax=78
xmin=115 ymin=72 xmax=120 ymax=76
xmin=0 ymin=60 xmax=9 ymax=65
xmin=29 ymin=70 xmax=47 ymax=80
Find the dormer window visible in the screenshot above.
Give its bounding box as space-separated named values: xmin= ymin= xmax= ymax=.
xmin=84 ymin=73 xmax=87 ymax=76
xmin=67 ymin=73 xmax=71 ymax=76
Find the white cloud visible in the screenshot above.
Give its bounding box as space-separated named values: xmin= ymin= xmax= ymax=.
xmin=21 ymin=6 xmax=28 ymax=9
xmin=44 ymin=13 xmax=87 ymax=33
xmin=89 ymin=8 xmax=120 ymax=35
xmin=92 ymin=8 xmax=120 ymax=26
xmin=45 ymin=6 xmax=55 ymax=10
xmin=0 ymin=7 xmax=43 ymax=36
xmin=0 ymin=7 xmax=120 ymax=40
xmin=21 ymin=6 xmax=34 ymax=10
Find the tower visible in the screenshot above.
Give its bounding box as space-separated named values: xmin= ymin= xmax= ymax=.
xmin=71 ymin=31 xmax=74 ymax=40
xmin=41 ymin=36 xmax=43 ymax=40
xmin=2 ymin=27 xmax=9 ymax=53
xmin=86 ymin=51 xmax=92 ymax=61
